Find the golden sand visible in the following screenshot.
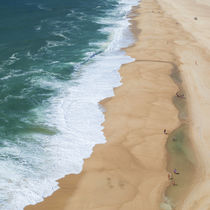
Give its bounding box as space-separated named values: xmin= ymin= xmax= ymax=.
xmin=25 ymin=0 xmax=210 ymax=209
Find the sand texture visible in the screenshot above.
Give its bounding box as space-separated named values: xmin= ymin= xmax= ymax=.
xmin=156 ymin=0 xmax=210 ymax=209
xmin=25 ymin=0 xmax=210 ymax=209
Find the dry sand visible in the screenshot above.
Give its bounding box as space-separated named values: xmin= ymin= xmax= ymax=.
xmin=25 ymin=0 xmax=210 ymax=209
xmin=156 ymin=0 xmax=210 ymax=209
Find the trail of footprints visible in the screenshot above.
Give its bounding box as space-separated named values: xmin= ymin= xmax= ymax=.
xmin=107 ymin=177 xmax=125 ymax=189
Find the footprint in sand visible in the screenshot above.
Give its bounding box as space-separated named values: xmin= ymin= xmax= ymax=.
xmin=118 ymin=181 xmax=125 ymax=189
xmin=107 ymin=177 xmax=114 ymax=189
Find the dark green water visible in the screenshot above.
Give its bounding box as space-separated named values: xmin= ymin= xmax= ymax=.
xmin=0 ymin=0 xmax=139 ymax=209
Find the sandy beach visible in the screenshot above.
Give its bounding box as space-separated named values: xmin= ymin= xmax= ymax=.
xmin=25 ymin=0 xmax=210 ymax=209
xmin=158 ymin=0 xmax=210 ymax=209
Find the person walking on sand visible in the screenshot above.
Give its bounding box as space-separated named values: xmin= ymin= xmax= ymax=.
xmin=173 ymin=169 xmax=179 ymax=174
xmin=168 ymin=173 xmax=173 ymax=180
xmin=164 ymin=129 xmax=168 ymax=135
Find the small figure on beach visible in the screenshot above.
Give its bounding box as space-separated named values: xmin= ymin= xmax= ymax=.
xmin=195 ymin=60 xmax=198 ymax=65
xmin=168 ymin=173 xmax=173 ymax=180
xmin=173 ymin=169 xmax=180 ymax=174
xmin=194 ymin=17 xmax=198 ymax=20
xmin=172 ymin=180 xmax=176 ymax=186
xmin=176 ymin=92 xmax=185 ymax=98
xmin=164 ymin=129 xmax=168 ymax=135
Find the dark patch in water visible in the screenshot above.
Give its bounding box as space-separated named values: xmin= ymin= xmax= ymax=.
xmin=22 ymin=125 xmax=58 ymax=136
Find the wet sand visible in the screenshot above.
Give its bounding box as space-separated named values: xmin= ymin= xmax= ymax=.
xmin=163 ymin=58 xmax=196 ymax=209
xmin=25 ymin=0 xmax=210 ymax=209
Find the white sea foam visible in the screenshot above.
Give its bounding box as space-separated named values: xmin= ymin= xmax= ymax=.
xmin=2 ymin=53 xmax=21 ymax=66
xmin=34 ymin=25 xmax=41 ymax=31
xmin=37 ymin=4 xmax=52 ymax=11
xmin=0 ymin=0 xmax=140 ymax=209
xmin=52 ymin=32 xmax=70 ymax=41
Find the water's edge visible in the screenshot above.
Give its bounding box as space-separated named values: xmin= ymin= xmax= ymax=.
xmin=22 ymin=1 xmax=140 ymax=209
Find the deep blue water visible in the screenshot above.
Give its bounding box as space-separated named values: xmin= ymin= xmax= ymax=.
xmin=0 ymin=0 xmax=138 ymax=209
xmin=0 ymin=0 xmax=118 ymax=137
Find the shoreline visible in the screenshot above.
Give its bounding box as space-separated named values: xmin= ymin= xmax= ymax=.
xmin=25 ymin=0 xmax=178 ymax=208
xmin=24 ymin=3 xmax=142 ymax=210
xmin=24 ymin=0 xmax=210 ymax=209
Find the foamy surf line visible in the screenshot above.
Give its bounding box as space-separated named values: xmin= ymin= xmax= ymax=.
xmin=0 ymin=1 xmax=139 ymax=210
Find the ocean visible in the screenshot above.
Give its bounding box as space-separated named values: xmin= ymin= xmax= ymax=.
xmin=0 ymin=0 xmax=138 ymax=209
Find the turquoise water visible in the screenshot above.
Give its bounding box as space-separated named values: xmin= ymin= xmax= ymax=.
xmin=0 ymin=0 xmax=138 ymax=209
